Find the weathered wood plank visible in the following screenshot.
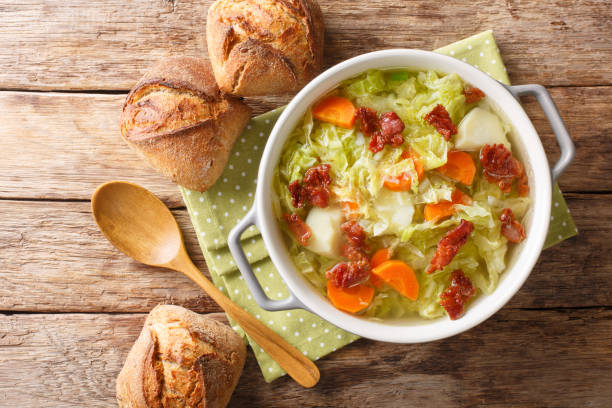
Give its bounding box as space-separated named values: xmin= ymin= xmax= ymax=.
xmin=0 ymin=200 xmax=222 ymax=314
xmin=2 ymin=1 xmax=609 ymax=405
xmin=0 ymin=194 xmax=609 ymax=313
xmin=0 ymin=313 xmax=226 ymax=407
xmin=0 ymin=87 xmax=609 ymax=205
xmin=1 ymin=0 xmax=610 ymax=90
xmin=1 ymin=309 xmax=610 ymax=407
xmin=507 ymin=193 xmax=610 ymax=308
xmin=0 ymin=92 xmax=184 ymax=207
xmin=520 ymin=86 xmax=611 ymax=193
xmin=235 ymin=308 xmax=612 ymax=408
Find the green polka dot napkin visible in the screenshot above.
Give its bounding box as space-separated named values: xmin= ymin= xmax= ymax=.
xmin=180 ymin=30 xmax=577 ymax=382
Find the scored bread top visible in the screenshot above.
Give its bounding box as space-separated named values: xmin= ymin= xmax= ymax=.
xmin=118 ymin=56 xmax=251 ymax=192
xmin=207 ymin=0 xmax=324 ymax=96
xmin=121 ymin=57 xmax=229 ymax=142
xmin=116 ymin=305 xmax=246 ymax=408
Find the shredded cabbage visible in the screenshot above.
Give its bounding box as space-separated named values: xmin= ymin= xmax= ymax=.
xmin=274 ymin=69 xmax=530 ymax=320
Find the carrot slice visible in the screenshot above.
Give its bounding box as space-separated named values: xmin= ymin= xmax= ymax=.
xmin=371 ymin=248 xmax=392 ymax=268
xmin=424 ymin=189 xmax=473 ymax=222
xmin=437 ymin=150 xmax=476 ymax=185
xmin=452 ymin=189 xmax=473 ymax=206
xmin=369 ymin=248 xmax=393 ymax=288
xmin=312 ymin=96 xmax=357 ymax=129
xmin=401 ymin=151 xmax=425 ymax=181
xmin=383 ymin=152 xmax=425 ymax=191
xmin=327 ymin=280 xmax=375 ymax=313
xmin=383 ymin=172 xmax=412 ymax=191
xmin=342 ymin=201 xmax=360 ymax=220
xmin=369 ymin=273 xmax=385 ymax=289
xmin=424 ymin=201 xmax=455 ymax=222
xmin=371 ymin=260 xmax=419 ymax=300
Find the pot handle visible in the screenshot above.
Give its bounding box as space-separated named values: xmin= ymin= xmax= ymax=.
xmin=503 ymin=84 xmax=575 ymax=181
xmin=228 ymin=207 xmax=308 ymax=312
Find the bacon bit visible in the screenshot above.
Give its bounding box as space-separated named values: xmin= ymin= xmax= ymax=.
xmin=500 ymin=208 xmax=526 ymax=243
xmin=325 ymin=260 xmax=370 ymax=288
xmin=356 ymin=107 xmax=379 ymax=136
xmin=356 ymin=107 xmax=405 ymax=153
xmin=341 ymin=220 xmax=367 ymax=249
xmin=288 ymin=164 xmax=332 ymax=208
xmin=380 ymin=112 xmax=405 ymax=138
xmin=340 ymin=220 xmax=369 ymax=262
xmin=369 ymin=129 xmax=404 ymax=154
xmin=341 ymin=243 xmax=368 ymax=262
xmin=517 ymin=171 xmax=530 ymax=197
xmin=424 ymin=104 xmax=457 ymax=141
xmin=368 ymin=131 xmax=384 ymax=154
xmin=330 ymin=219 xmax=371 ymax=287
xmin=303 ymin=164 xmax=332 ymax=207
xmin=427 ymin=219 xmax=474 ymax=274
xmin=463 ymin=86 xmax=486 ymax=104
xmin=439 ymin=269 xmax=476 ymax=320
xmin=370 ymin=112 xmax=405 ymax=154
xmin=283 ymin=213 xmax=311 ymax=246
xmin=288 ymin=181 xmax=308 ymax=208
xmin=479 ymin=144 xmax=525 ymax=194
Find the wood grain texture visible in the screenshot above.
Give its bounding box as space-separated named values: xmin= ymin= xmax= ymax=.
xmin=2 ymin=0 xmax=611 ymax=405
xmin=0 ymin=92 xmax=184 ymax=207
xmin=0 ymin=194 xmax=609 ymax=313
xmin=1 ymin=309 xmax=610 ymax=407
xmin=507 ymin=193 xmax=611 ymax=308
xmin=0 ymin=86 xmax=610 ymax=206
xmin=234 ymin=308 xmax=612 ymax=408
xmin=0 ymin=0 xmax=610 ymax=90
xmin=0 ymin=312 xmax=228 ymax=407
xmin=0 ymin=199 xmax=222 ymax=313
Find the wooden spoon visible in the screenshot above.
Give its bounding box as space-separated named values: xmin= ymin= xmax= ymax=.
xmin=91 ymin=180 xmax=320 ymax=388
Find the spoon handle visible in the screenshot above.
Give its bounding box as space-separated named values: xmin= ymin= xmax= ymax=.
xmin=169 ymin=257 xmax=320 ymax=388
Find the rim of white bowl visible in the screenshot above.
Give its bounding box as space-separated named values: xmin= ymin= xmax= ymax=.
xmin=255 ymin=49 xmax=551 ymax=343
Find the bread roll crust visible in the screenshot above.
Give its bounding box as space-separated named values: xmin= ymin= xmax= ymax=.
xmin=116 ymin=305 xmax=246 ymax=408
xmin=207 ymin=0 xmax=324 ymax=96
xmin=120 ymin=56 xmax=251 ymax=192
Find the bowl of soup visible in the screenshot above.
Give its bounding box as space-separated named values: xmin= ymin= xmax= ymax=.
xmin=228 ymin=49 xmax=574 ymax=343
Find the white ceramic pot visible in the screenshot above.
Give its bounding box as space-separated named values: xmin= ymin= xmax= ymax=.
xmin=229 ymin=49 xmax=574 ymax=343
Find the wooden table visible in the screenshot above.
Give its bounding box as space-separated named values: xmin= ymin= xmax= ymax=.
xmin=1 ymin=1 xmax=611 ymax=406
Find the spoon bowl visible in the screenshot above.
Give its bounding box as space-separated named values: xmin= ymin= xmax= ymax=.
xmin=91 ymin=181 xmax=319 ymax=388
xmin=92 ymin=181 xmax=182 ymax=266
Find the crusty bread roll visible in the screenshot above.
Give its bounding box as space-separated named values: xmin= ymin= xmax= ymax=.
xmin=206 ymin=0 xmax=324 ymax=96
xmin=116 ymin=305 xmax=246 ymax=408
xmin=120 ymin=56 xmax=251 ymax=192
